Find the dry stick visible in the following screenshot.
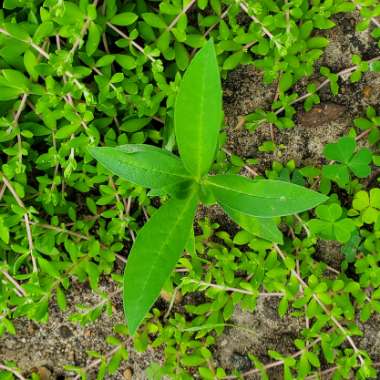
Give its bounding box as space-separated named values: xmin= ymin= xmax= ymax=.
xmin=0 ymin=364 xmax=27 ymax=380
xmin=273 ymin=244 xmax=365 ymax=366
xmin=0 ymin=174 xmax=37 ymax=272
xmin=106 ymin=22 xmax=155 ymax=62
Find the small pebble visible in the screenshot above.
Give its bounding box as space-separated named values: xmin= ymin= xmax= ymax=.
xmin=37 ymin=367 xmax=51 ymax=380
xmin=123 ymin=368 xmax=133 ymax=380
xmin=59 ymin=325 xmax=73 ymax=339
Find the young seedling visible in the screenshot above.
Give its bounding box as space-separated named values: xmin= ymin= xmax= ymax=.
xmin=89 ymin=40 xmax=327 ymax=335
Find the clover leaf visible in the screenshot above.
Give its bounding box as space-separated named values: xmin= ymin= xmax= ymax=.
xmin=322 ymin=136 xmax=372 ymax=187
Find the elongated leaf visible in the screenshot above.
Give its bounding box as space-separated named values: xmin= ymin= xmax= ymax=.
xmin=207 ymin=175 xmax=327 ymax=217
xmin=88 ymin=144 xmax=191 ymax=189
xmin=124 ymin=191 xmax=198 ymax=334
xmin=222 ymin=205 xmax=283 ymax=243
xmin=174 ymin=39 xmax=222 ymax=178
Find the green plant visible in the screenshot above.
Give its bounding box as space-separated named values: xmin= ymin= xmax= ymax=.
xmin=89 ymin=39 xmax=327 ymax=335
xmin=322 ymin=136 xmax=372 ymax=189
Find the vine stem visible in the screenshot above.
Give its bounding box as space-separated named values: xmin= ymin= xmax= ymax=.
xmin=189 ymin=279 xmax=284 ymax=297
xmin=271 ymin=55 xmax=380 ymax=118
xmin=273 ymin=244 xmax=365 ymax=366
xmin=239 ymin=1 xmax=275 ymax=41
xmin=106 ymin=22 xmax=155 ymax=62
xmin=29 ymin=221 xmax=128 ymax=264
xmin=0 ymin=364 xmax=27 ymax=380
xmin=69 ymin=0 xmax=99 ymax=56
xmin=223 ymin=148 xmax=259 ymax=176
xmin=0 ymin=270 xmax=27 ymax=297
xmin=354 ymin=2 xmax=380 ymax=28
xmin=164 ymin=0 xmax=197 ymax=33
xmin=72 ymin=345 xmax=123 ymax=380
xmin=0 ymin=174 xmax=37 ymax=272
xmin=223 ymin=335 xmax=324 ymax=379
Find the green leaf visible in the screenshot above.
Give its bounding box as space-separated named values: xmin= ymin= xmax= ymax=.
xmin=207 ymin=175 xmax=327 ymax=217
xmin=316 ymin=204 xmax=342 ymax=222
xmin=307 ymin=36 xmax=329 ymax=49
xmin=115 ymin=54 xmax=137 ymax=70
xmin=123 ymin=191 xmax=198 ymax=334
xmin=322 ymin=164 xmax=350 ymax=187
xmin=223 ymin=51 xmax=244 ymax=70
xmin=279 ymin=71 xmax=293 ymax=93
xmin=323 ymin=137 xmax=355 ymax=163
xmin=142 ymin=13 xmax=167 ymax=29
xmin=174 ymin=39 xmax=222 ymax=178
xmin=120 ymin=117 xmax=151 ymax=132
xmin=55 ymin=124 xmax=80 ymax=139
xmin=0 ymin=69 xmax=29 ymax=91
xmin=348 ymin=148 xmax=372 ymax=178
xmin=0 ymin=86 xmax=22 ymax=101
xmin=86 ymin=22 xmax=101 ymax=56
xmin=222 ymin=205 xmax=283 ymax=243
xmin=111 ymin=12 xmax=138 ymax=26
xmin=88 ymin=144 xmax=191 ymax=189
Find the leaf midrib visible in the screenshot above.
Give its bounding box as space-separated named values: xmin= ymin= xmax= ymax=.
xmin=126 ymin=193 xmax=196 ymax=327
xmin=207 ymin=180 xmax=288 ymax=200
xmin=104 ymin=155 xmax=191 ymax=181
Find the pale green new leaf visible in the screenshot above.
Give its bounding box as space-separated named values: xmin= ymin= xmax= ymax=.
xmin=222 ymin=205 xmax=283 ymax=243
xmin=207 ymin=175 xmax=327 ymax=217
xmin=124 ymin=191 xmax=198 ymax=334
xmin=88 ymin=144 xmax=191 ymax=189
xmin=174 ymin=39 xmax=222 ymax=178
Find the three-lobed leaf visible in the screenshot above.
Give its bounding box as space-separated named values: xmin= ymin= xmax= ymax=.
xmin=88 ymin=144 xmax=191 ymax=189
xmin=206 ymin=175 xmax=328 ymax=218
xmin=123 ymin=190 xmax=198 ymax=334
xmin=174 ymin=39 xmax=222 ymax=178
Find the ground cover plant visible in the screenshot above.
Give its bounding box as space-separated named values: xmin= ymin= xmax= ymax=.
xmin=89 ymin=40 xmax=327 ymax=335
xmin=0 ymin=0 xmax=380 ymax=379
